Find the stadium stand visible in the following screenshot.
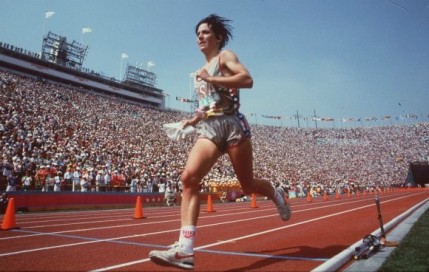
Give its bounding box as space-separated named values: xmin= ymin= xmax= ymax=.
xmin=1 ymin=42 xmax=428 ymax=199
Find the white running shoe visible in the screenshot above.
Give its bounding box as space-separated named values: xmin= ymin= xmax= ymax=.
xmin=149 ymin=242 xmax=194 ymax=270
xmin=276 ymin=187 xmax=292 ymax=221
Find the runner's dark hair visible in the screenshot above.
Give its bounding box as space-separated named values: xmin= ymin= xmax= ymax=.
xmin=195 ymin=14 xmax=233 ymax=50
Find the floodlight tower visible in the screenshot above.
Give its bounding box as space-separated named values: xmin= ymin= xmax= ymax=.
xmin=123 ymin=64 xmax=157 ymax=87
xmin=41 ymin=31 xmax=88 ymax=70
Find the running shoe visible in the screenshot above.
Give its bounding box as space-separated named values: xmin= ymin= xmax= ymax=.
xmin=149 ymin=242 xmax=194 ymax=270
xmin=276 ymin=187 xmax=292 ymax=221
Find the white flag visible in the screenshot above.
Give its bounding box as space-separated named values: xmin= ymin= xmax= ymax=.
xmin=121 ymin=52 xmax=128 ymax=59
xmin=147 ymin=61 xmax=155 ymax=69
xmin=82 ymin=27 xmax=92 ymax=34
xmin=45 ymin=11 xmax=55 ymax=19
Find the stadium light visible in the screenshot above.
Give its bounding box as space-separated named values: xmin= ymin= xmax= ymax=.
xmin=41 ymin=31 xmax=88 ymax=70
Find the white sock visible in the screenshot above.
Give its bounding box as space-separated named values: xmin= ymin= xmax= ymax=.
xmin=178 ymin=225 xmax=196 ymax=254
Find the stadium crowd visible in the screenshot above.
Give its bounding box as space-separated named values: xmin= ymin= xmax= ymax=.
xmin=1 ymin=70 xmax=428 ymax=197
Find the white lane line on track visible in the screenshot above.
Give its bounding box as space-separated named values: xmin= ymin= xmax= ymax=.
xmin=16 ymin=204 xmax=265 ymax=227
xmin=1 ymin=207 xmax=276 ymax=240
xmin=16 ymin=203 xmax=255 ymax=224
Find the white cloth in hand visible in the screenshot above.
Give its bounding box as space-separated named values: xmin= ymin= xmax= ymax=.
xmin=162 ymin=122 xmax=196 ymax=141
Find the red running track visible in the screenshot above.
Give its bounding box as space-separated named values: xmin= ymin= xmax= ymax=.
xmin=1 ymin=189 xmax=428 ymax=271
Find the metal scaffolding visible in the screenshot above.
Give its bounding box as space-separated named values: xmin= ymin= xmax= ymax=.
xmin=41 ymin=31 xmax=88 ymax=70
xmin=123 ymin=64 xmax=157 ymax=87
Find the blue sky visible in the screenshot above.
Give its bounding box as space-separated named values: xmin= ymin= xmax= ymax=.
xmin=1 ymin=0 xmax=429 ymax=127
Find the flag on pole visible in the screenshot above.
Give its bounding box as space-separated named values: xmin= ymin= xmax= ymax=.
xmin=147 ymin=61 xmax=155 ymax=68
xmin=82 ymin=27 xmax=92 ymax=34
xmin=261 ymin=115 xmax=281 ymax=119
xmin=45 ymin=11 xmax=55 ymax=19
xmin=176 ymin=96 xmax=193 ymax=103
xmin=121 ymin=52 xmax=128 ymax=59
xmin=341 ymin=117 xmax=359 ymax=122
xmin=147 ymin=61 xmax=155 ymax=71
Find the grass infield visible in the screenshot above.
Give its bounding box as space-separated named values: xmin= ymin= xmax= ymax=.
xmin=378 ymin=207 xmax=429 ymax=272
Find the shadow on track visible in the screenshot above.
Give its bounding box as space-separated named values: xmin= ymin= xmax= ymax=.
xmin=222 ymin=245 xmax=345 ymax=272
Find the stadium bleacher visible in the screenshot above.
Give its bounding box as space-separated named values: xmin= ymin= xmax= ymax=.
xmin=1 ymin=42 xmax=428 ymax=198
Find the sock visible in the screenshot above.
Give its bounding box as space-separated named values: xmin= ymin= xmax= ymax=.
xmin=178 ymin=225 xmax=196 ymax=254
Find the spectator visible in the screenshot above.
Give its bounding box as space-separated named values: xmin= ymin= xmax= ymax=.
xmin=165 ymin=184 xmax=176 ymax=206
xmin=64 ymin=168 xmax=72 ymax=190
xmin=21 ymin=170 xmax=32 ymax=191
xmin=54 ymin=172 xmax=62 ymax=192
xmin=35 ymin=166 xmax=48 ymax=191
xmin=129 ymin=174 xmax=138 ymax=193
xmin=45 ymin=173 xmax=54 ymax=192
xmin=104 ymin=171 xmax=111 ymax=191
xmin=2 ymin=157 xmax=13 ymax=179
xmin=6 ymin=171 xmax=18 ymax=192
xmin=80 ymin=175 xmax=90 ymax=192
xmin=72 ymin=167 xmax=80 ymax=192
xmin=111 ymin=170 xmax=120 ymax=191
xmin=95 ymin=170 xmax=104 ymax=192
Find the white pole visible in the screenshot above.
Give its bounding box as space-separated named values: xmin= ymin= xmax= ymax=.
xmin=119 ymin=53 xmax=128 ymax=81
xmin=189 ymin=72 xmax=195 ymax=113
xmin=43 ymin=11 xmax=55 ymax=38
xmin=119 ymin=58 xmax=123 ymax=80
xmin=43 ymin=18 xmax=47 ymax=36
xmin=189 ymin=73 xmax=193 ymax=99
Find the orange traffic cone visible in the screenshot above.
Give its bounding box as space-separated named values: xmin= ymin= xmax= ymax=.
xmin=323 ymin=191 xmax=328 ymax=201
xmin=357 ymin=191 xmax=361 ymax=197
xmin=133 ymin=196 xmax=145 ymax=219
xmin=205 ymin=194 xmax=215 ymax=212
xmin=363 ymin=190 xmax=367 ymax=196
xmin=306 ymin=192 xmax=312 ymax=202
xmin=335 ymin=190 xmax=341 ymax=200
xmin=250 ymin=193 xmax=258 ymax=208
xmin=1 ymin=198 xmax=19 ymax=230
